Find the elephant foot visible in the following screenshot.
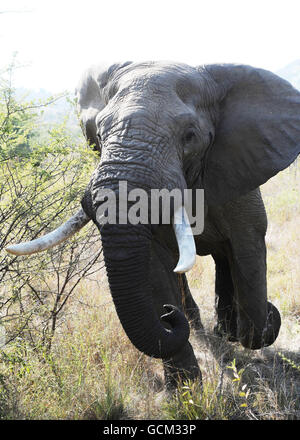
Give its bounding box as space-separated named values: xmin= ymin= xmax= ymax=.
xmin=260 ymin=301 xmax=281 ymax=348
xmin=163 ymin=342 xmax=202 ymax=392
xmin=239 ymin=302 xmax=281 ymax=350
xmin=214 ymin=302 xmax=281 ymax=350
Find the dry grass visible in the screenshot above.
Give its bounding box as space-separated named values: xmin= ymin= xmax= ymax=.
xmin=0 ymin=165 xmax=299 ymax=420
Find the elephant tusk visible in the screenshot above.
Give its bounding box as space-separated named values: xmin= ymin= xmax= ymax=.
xmin=6 ymin=208 xmax=90 ymax=256
xmin=172 ymin=206 xmax=196 ymax=273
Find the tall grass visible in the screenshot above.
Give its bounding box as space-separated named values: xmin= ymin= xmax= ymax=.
xmin=0 ymin=165 xmax=299 ymax=420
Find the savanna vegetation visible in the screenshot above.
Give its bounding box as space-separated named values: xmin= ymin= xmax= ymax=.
xmin=0 ymin=61 xmax=299 ymax=420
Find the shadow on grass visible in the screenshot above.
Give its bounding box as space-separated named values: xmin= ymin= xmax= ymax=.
xmin=191 ymin=328 xmax=300 ymax=420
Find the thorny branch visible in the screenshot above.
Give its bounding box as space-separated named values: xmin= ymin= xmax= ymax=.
xmin=0 ymin=65 xmax=101 ymax=354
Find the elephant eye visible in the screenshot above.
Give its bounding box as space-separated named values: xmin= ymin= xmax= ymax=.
xmin=182 ymin=128 xmax=197 ymax=144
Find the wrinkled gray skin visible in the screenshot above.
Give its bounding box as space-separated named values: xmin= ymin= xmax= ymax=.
xmin=77 ymin=61 xmax=300 ymax=389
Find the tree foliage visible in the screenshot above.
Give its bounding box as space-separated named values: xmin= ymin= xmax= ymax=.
xmin=0 ymin=61 xmax=102 ymax=354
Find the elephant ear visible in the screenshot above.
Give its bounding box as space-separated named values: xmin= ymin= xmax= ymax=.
xmin=202 ymin=64 xmax=300 ymax=205
xmin=76 ymin=62 xmax=132 ymax=151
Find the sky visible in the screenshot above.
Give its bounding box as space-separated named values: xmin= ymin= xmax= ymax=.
xmin=1 ymin=0 xmax=300 ymax=93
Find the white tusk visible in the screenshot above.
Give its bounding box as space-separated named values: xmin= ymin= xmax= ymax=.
xmin=6 ymin=208 xmax=90 ymax=256
xmin=173 ymin=206 xmax=196 ymax=273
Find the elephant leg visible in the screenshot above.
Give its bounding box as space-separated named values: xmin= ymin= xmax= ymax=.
xmin=228 ymin=247 xmax=281 ymax=349
xmin=149 ymin=239 xmax=202 ymax=389
xmin=221 ymin=190 xmax=281 ymax=349
xmin=162 ymin=342 xmax=201 ymax=391
xmin=212 ymin=255 xmax=238 ymax=341
xmin=177 ymin=273 xmax=204 ymax=331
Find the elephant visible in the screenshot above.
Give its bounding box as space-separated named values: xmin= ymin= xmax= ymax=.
xmin=7 ymin=61 xmax=300 ymax=390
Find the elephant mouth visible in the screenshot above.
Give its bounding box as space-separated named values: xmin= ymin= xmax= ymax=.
xmin=6 ymin=205 xmax=196 ymax=274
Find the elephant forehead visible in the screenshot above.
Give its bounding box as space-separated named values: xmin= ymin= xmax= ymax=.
xmin=108 ymin=62 xmax=217 ymax=113
xmin=112 ymin=62 xmax=198 ymax=93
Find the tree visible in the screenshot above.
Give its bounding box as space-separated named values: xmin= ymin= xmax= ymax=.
xmin=0 ymin=61 xmax=103 ymax=354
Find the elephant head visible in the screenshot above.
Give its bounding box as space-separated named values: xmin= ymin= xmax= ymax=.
xmin=7 ymin=61 xmax=300 ymax=362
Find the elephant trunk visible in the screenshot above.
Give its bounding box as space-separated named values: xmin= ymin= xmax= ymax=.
xmin=100 ymin=222 xmax=190 ymax=359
